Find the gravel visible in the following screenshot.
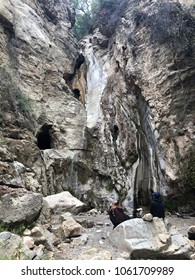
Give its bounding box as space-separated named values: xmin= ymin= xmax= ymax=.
xmin=51 ymin=212 xmax=195 ymax=260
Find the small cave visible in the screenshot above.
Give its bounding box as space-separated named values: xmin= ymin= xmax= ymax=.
xmin=63 ymin=54 xmax=85 ymax=87
xmin=115 ymin=60 xmax=120 ymax=72
xmin=36 ymin=124 xmax=53 ymax=150
xmin=63 ymin=72 xmax=74 ymax=82
xmin=73 ymin=88 xmax=80 ymax=100
xmin=122 ymin=45 xmax=127 ymax=52
xmin=111 ymin=124 xmax=119 ymax=141
xmin=75 ymin=53 xmax=85 ymax=70
xmin=0 ymin=14 xmax=15 ymax=37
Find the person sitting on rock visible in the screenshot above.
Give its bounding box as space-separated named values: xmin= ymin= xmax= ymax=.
xmin=150 ymin=191 xmax=165 ymax=219
xmin=108 ymin=201 xmax=131 ymax=229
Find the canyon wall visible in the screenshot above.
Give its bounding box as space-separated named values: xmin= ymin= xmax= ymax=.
xmin=0 ymin=0 xmax=194 ymax=212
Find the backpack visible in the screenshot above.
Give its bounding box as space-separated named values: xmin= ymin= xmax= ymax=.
xmin=112 ymin=207 xmax=126 ymax=225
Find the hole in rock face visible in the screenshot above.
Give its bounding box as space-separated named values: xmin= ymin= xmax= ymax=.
xmin=0 ymin=15 xmax=15 ymax=36
xmin=112 ymin=124 xmax=119 ymax=141
xmin=36 ymin=124 xmax=53 ymax=150
xmin=73 ymin=88 xmax=80 ymax=100
xmin=75 ymin=54 xmax=85 ymax=70
xmin=63 ymin=54 xmax=85 ymax=84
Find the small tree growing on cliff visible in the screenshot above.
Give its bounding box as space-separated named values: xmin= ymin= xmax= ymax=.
xmin=71 ymin=0 xmax=116 ymax=39
xmin=71 ymin=0 xmax=92 ymax=39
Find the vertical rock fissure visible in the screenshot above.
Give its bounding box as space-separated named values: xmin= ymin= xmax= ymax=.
xmin=134 ymin=90 xmax=167 ymax=207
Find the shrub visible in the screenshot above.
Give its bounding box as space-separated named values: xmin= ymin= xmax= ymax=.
xmin=71 ymin=0 xmax=117 ymax=39
xmin=105 ymin=179 xmax=115 ymax=191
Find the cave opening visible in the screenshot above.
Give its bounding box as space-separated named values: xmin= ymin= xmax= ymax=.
xmin=63 ymin=54 xmax=85 ymax=82
xmin=112 ymin=124 xmax=119 ymax=141
xmin=36 ymin=124 xmax=53 ymax=150
xmin=73 ymin=88 xmax=80 ymax=100
xmin=75 ymin=53 xmax=85 ymax=70
xmin=0 ymin=14 xmax=15 ymax=37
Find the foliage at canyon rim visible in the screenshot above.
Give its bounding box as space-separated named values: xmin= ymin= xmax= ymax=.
xmin=72 ymin=0 xmax=117 ymax=39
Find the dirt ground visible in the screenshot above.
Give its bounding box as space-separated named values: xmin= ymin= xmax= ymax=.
xmin=53 ymin=212 xmax=195 ymax=260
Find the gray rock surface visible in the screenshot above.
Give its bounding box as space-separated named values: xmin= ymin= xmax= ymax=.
xmin=0 ymin=0 xmax=194 ymax=256
xmin=41 ymin=191 xmax=85 ymax=222
xmin=109 ymin=217 xmax=194 ymax=259
xmin=0 ymin=231 xmax=36 ymax=260
xmin=0 ymin=209 xmax=194 ymax=260
xmin=0 ymin=189 xmax=43 ymax=224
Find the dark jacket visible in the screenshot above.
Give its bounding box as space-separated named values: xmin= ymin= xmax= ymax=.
xmin=108 ymin=206 xmax=131 ymax=228
xmin=150 ymin=198 xmax=165 ymax=219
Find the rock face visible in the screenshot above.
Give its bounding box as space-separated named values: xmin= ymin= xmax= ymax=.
xmin=178 ymin=0 xmax=194 ymax=5
xmin=0 ymin=0 xmax=194 ymax=218
xmin=0 ymin=0 xmax=87 ymax=198
xmin=109 ymin=217 xmax=194 ymax=259
xmin=78 ymin=0 xmax=195 ymax=209
xmin=0 ymin=189 xmax=43 ymax=224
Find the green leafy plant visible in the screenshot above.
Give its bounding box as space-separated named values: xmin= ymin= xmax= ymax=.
xmin=13 ymin=242 xmax=23 ymax=260
xmin=0 ymin=223 xmax=7 ymax=232
xmin=0 ymin=256 xmax=11 ymax=260
xmin=17 ymin=93 xmax=32 ymax=114
xmin=105 ymin=179 xmax=115 ymax=191
xmin=71 ymin=0 xmax=116 ymax=39
xmin=164 ymin=201 xmax=178 ymax=213
xmin=73 ymin=12 xmax=92 ymax=40
xmin=71 ymin=0 xmax=92 ymax=39
xmin=0 ymin=221 xmax=35 ymax=236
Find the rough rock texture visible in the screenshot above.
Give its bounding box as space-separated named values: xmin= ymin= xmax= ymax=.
xmin=41 ymin=191 xmax=85 ymax=222
xmin=0 ymin=0 xmax=194 ymax=219
xmin=178 ymin=0 xmax=194 ymax=5
xmin=0 ymin=231 xmax=36 ymax=259
xmin=0 ymin=189 xmax=43 ymax=224
xmin=78 ymin=247 xmax=112 ymax=260
xmin=109 ymin=217 xmax=194 ymax=259
xmin=0 ymin=0 xmax=88 ymax=200
xmin=77 ymin=0 xmax=195 ymax=209
xmin=1 ymin=210 xmax=194 ymax=260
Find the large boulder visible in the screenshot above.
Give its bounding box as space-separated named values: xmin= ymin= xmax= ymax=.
xmin=0 ymin=189 xmax=43 ymax=224
xmin=50 ymin=212 xmax=84 ymax=239
xmin=163 ymin=226 xmax=195 ymax=259
xmin=109 ymin=217 xmax=194 ymax=259
xmin=41 ymin=191 xmax=85 ymax=221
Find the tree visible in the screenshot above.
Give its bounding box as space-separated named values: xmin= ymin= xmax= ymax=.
xmin=71 ymin=0 xmax=116 ymax=39
xmin=73 ymin=12 xmax=92 ymax=40
xmin=71 ymin=0 xmax=92 ymax=39
xmin=91 ymin=0 xmax=115 ymax=16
